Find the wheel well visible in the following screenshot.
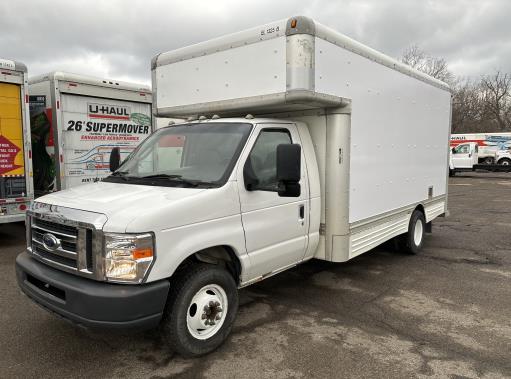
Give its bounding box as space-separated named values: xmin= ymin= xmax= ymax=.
xmin=174 ymin=246 xmax=242 ymax=285
xmin=498 ymin=157 xmax=511 ymax=164
xmin=415 ymin=204 xmax=425 ymax=216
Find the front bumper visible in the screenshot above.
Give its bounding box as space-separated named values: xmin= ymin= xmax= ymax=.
xmin=16 ymin=252 xmax=170 ymax=330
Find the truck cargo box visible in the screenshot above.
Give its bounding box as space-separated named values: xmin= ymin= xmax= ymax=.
xmin=152 ymin=16 xmax=451 ymax=227
xmin=29 ymin=72 xmax=153 ymax=195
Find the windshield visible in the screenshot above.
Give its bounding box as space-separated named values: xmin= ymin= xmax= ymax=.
xmin=103 ymin=122 xmax=252 ymax=188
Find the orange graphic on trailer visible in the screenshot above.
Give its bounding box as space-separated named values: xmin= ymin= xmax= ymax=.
xmin=0 ymin=82 xmax=24 ymax=176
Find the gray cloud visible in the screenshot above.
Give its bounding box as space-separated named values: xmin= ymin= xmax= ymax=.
xmin=1 ymin=0 xmax=509 ymax=85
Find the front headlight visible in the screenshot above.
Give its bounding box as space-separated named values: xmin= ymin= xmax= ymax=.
xmin=104 ymin=233 xmax=155 ymax=283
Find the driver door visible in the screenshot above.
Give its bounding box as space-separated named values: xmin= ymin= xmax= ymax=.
xmin=451 ymin=143 xmax=473 ymax=168
xmin=236 ymin=123 xmax=309 ymax=280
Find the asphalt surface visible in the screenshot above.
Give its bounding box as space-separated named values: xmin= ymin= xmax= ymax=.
xmin=1 ymin=172 xmax=510 ymax=379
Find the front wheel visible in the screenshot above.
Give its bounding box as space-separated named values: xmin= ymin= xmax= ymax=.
xmin=162 ymin=263 xmax=239 ymax=357
xmin=498 ymin=158 xmax=511 ymax=166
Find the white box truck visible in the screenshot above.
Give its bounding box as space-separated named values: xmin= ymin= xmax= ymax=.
xmin=0 ymin=59 xmax=33 ymax=223
xmin=28 ymin=72 xmax=153 ymax=196
xmin=450 ymin=132 xmax=511 ymax=165
xmin=16 ymin=17 xmax=451 ymax=357
xmin=449 ymin=142 xmax=511 ymax=175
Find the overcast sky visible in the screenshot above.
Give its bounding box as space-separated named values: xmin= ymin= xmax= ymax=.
xmin=1 ymin=0 xmax=509 ymax=86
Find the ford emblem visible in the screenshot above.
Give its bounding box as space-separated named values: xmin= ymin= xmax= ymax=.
xmin=42 ymin=233 xmax=61 ymax=252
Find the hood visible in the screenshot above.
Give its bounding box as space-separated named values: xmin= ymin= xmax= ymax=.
xmin=40 ymin=181 xmax=205 ymax=214
xmin=35 ymin=181 xmax=240 ymax=233
xmin=36 ymin=182 xmax=240 ymax=233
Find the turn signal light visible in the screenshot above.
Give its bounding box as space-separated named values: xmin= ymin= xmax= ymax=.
xmin=133 ymin=248 xmax=153 ymax=260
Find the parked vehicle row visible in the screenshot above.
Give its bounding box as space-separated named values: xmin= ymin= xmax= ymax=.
xmin=450 ymin=132 xmax=511 ymax=165
xmin=449 ymin=142 xmax=511 ymax=176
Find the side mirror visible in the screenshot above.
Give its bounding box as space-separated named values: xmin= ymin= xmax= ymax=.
xmin=451 ymin=147 xmax=456 ymax=154
xmin=276 ymin=144 xmax=301 ymax=197
xmin=109 ymin=147 xmax=121 ymax=172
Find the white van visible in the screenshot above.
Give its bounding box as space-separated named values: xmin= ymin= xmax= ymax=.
xmin=16 ymin=17 xmax=451 ymax=357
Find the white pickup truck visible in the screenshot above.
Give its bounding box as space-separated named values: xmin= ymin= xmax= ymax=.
xmin=449 ymin=142 xmax=511 ymax=176
xmin=16 ymin=16 xmax=451 ymax=357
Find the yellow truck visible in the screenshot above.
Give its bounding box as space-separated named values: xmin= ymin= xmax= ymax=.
xmin=0 ymin=59 xmax=33 ymax=223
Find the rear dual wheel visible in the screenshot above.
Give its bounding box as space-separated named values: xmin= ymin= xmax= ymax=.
xmin=395 ymin=209 xmax=426 ymax=254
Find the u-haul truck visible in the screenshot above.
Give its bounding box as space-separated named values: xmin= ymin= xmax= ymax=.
xmin=450 ymin=133 xmax=511 ymax=165
xmin=0 ymin=59 xmax=33 ymax=223
xmin=28 ymin=72 xmax=152 ymax=196
xmin=17 ymin=17 xmax=450 ymax=357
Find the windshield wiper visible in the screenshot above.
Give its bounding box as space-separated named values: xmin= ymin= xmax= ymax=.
xmin=109 ymin=171 xmax=131 ymax=181
xmin=141 ymin=174 xmax=183 ymax=179
xmin=139 ymin=174 xmax=213 ymax=187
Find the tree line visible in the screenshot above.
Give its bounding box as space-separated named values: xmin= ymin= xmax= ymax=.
xmin=400 ymin=45 xmax=511 ymax=134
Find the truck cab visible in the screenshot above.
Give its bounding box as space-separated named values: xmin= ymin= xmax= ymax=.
xmin=450 ymin=142 xmax=478 ymax=170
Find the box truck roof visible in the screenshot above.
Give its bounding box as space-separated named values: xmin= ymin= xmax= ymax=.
xmin=152 ymin=16 xmax=450 ymax=117
xmin=0 ymin=58 xmax=27 ymax=73
xmin=152 ymin=16 xmax=449 ymax=91
xmin=28 ymin=71 xmax=151 ymax=94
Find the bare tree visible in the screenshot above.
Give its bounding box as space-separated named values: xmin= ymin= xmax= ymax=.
xmin=480 ymin=71 xmax=511 ymax=131
xmin=400 ymin=45 xmax=454 ymax=83
xmin=451 ymin=78 xmax=482 ymax=133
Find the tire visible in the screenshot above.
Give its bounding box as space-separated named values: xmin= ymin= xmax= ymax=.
xmin=483 ymin=157 xmax=494 ymax=165
xmin=162 ymin=263 xmax=239 ymax=357
xmin=395 ymin=209 xmax=426 ymax=254
xmin=449 ymin=169 xmax=455 ymax=177
xmin=498 ymin=158 xmax=511 ymax=166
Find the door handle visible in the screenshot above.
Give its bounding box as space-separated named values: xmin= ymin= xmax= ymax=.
xmin=299 ymin=204 xmax=305 ymax=222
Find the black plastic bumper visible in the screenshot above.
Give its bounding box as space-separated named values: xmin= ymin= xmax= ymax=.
xmin=16 ymin=252 xmax=170 ymax=330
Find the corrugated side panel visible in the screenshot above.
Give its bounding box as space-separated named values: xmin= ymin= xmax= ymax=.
xmin=425 ymin=201 xmax=445 ymax=223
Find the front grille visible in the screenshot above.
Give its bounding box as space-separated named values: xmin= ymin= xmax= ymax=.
xmin=33 ymin=218 xmax=78 ymax=238
xmin=32 ymin=244 xmax=78 ymax=269
xmin=29 ymin=216 xmax=96 ymax=275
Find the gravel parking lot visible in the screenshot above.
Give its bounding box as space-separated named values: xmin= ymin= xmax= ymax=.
xmin=1 ymin=173 xmax=510 ymax=379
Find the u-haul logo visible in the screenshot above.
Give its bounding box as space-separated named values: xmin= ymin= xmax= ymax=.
xmin=88 ymin=103 xmax=131 ymax=120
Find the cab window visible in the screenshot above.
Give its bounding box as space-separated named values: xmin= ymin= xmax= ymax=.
xmin=455 ymin=144 xmax=470 ymax=154
xmin=246 ymin=129 xmax=292 ymax=191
